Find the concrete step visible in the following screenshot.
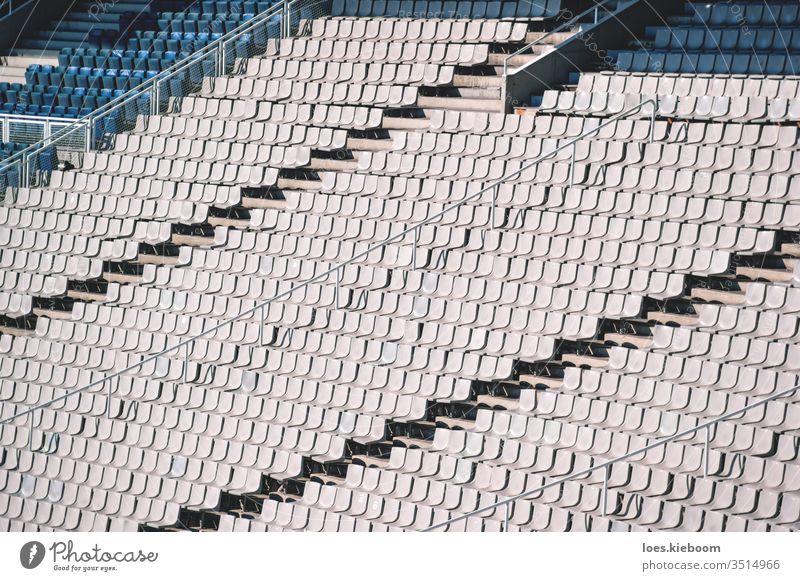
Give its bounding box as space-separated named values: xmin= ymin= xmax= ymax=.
xmin=44 ymin=20 xmax=111 ymax=33
xmin=452 ymin=74 xmax=503 ymax=88
xmin=525 ymin=30 xmax=577 ymax=44
xmin=561 ymin=353 xmax=608 ymax=368
xmin=382 ymin=116 xmax=431 ymax=130
xmin=307 ymin=157 xmax=359 ymax=171
xmin=488 ymin=51 xmax=546 ymax=67
xmin=20 ymin=40 xmax=85 ymax=50
xmin=0 ymin=55 xmax=56 ymax=67
xmin=518 ymin=374 xmax=562 ymax=388
xmin=0 ymin=74 xmax=26 ymax=84
xmin=736 ymin=266 xmax=793 ymax=283
xmin=476 ymin=394 xmax=518 ymax=411
xmin=647 ymin=311 xmax=699 ymax=326
xmin=36 ymin=30 xmax=96 ymax=41
xmin=604 ymin=333 xmax=652 ymax=349
xmin=346 ymin=137 xmax=394 ymax=151
xmin=449 ymin=86 xmax=502 ymax=99
xmin=689 ymin=287 xmax=746 ymax=305
xmin=782 ymin=243 xmax=800 ymax=257
xmin=3 ymin=49 xmax=61 ymax=60
xmin=0 ymin=64 xmax=27 ymax=82
xmin=416 ymin=95 xmax=503 ymax=113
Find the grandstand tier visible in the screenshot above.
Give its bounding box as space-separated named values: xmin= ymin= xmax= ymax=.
xmin=0 ymin=0 xmax=799 ymax=533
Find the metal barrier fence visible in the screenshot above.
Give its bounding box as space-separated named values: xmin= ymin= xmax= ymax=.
xmin=0 ymin=113 xmax=81 ymax=149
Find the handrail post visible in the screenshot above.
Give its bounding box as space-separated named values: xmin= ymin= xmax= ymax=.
xmin=704 ymin=425 xmax=711 ymax=478
xmin=183 ymin=341 xmax=191 ymax=384
xmin=411 ymin=228 xmax=417 ymax=271
xmin=151 ymin=81 xmax=159 ymax=116
xmin=106 ymin=378 xmax=112 ymax=419
xmin=503 ymin=502 xmax=509 ymax=532
xmin=335 ymin=268 xmax=341 ymax=309
xmin=491 ymin=184 xmax=498 ymax=229
xmin=649 ymin=98 xmax=657 ymax=144
xmin=27 ymin=410 xmax=33 ymax=452
xmin=594 ymin=5 xmax=599 ymax=23
xmin=569 ymin=142 xmax=576 ymax=188
xmin=220 ymin=41 xmax=227 ymax=76
xmin=258 ymin=304 xmax=265 ymax=347
xmin=601 ymin=464 xmax=610 ymax=517
xmin=87 ymin=117 xmax=94 ymax=152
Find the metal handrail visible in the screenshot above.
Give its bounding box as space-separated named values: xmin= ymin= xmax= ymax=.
xmin=0 ymin=113 xmax=73 ymax=124
xmin=0 ymin=112 xmax=77 ymax=148
xmin=503 ymin=0 xmax=619 ymax=78
xmin=422 ymin=382 xmax=800 ymax=531
xmin=0 ymin=97 xmax=660 ymax=429
xmin=0 ymin=0 xmax=288 ymax=177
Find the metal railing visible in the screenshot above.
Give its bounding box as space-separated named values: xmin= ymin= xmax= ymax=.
xmin=0 ymin=112 xmax=78 ymax=146
xmin=0 ymin=97 xmax=659 ymax=430
xmin=0 ymin=0 xmax=297 ymax=190
xmin=503 ymin=0 xmax=621 ymax=78
xmin=423 ymin=382 xmax=800 ymax=531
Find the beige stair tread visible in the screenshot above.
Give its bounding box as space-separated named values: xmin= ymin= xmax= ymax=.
xmin=346 ymin=137 xmax=394 ymax=151
xmin=351 ymin=455 xmax=391 ymax=469
xmin=0 ymin=325 xmax=34 ymax=336
xmin=647 ymin=311 xmax=700 ymax=326
xmin=561 ymin=353 xmax=609 ymax=368
xmin=488 ymin=52 xmax=540 ymax=67
xmin=525 ymin=30 xmax=576 ymax=44
xmin=453 ymin=74 xmax=503 ymax=88
xmin=392 ymin=436 xmax=433 ymax=449
xmin=65 ymin=290 xmax=107 ymax=302
xmin=172 ymin=234 xmax=219 ymax=247
xmin=416 ymin=95 xmax=502 ymax=113
xmin=476 ymin=394 xmax=519 ymax=410
xmin=604 ymin=333 xmax=653 ymax=349
xmin=276 ymin=178 xmax=320 ymax=190
xmin=781 ymin=243 xmax=800 ymax=257
xmin=308 ymin=473 xmax=346 ymax=486
xmin=207 ymin=216 xmax=250 ymax=228
xmin=690 ymin=287 xmax=746 ymax=305
xmin=137 ymin=253 xmax=179 ymax=265
xmin=306 ymin=158 xmax=359 ymax=171
xmin=736 ymin=266 xmax=793 ymax=283
xmin=103 ymin=272 xmax=143 ymax=284
xmin=32 ymin=308 xmax=72 ymax=319
xmin=519 ymin=374 xmax=562 ymax=388
xmin=434 ymin=416 xmax=476 ymax=430
xmin=241 ymin=197 xmax=288 ymax=209
xmin=381 ymin=116 xmax=430 ymax=130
